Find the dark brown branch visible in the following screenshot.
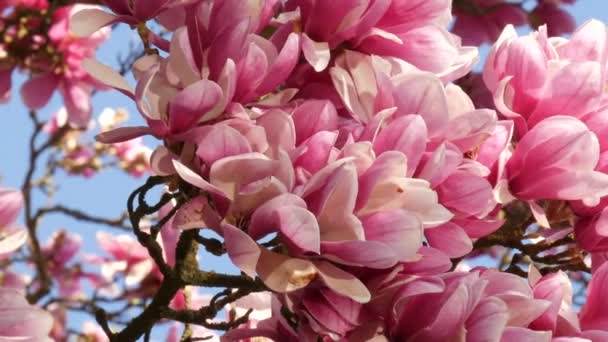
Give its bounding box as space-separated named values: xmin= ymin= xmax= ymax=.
xmin=35 ymin=205 xmax=130 ymax=231
xmin=108 ymin=229 xmax=199 ymax=342
xmin=181 ymin=271 xmax=265 ymax=290
xmin=194 ymin=234 xmax=225 ymax=256
xmin=23 ymin=111 xmax=70 ymax=303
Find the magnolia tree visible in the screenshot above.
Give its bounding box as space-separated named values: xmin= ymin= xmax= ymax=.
xmin=2 ymin=0 xmax=608 ymax=341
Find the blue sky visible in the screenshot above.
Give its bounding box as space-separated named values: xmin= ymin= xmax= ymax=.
xmin=0 ymin=0 xmax=606 ymax=339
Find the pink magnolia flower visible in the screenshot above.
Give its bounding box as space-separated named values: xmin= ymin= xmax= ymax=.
xmin=223 ymin=220 xmax=371 ymax=303
xmin=452 ymin=0 xmax=528 ymax=46
xmin=41 ymin=230 xmax=98 ymax=298
xmin=20 ymin=5 xmax=110 ymax=127
xmin=282 ymin=0 xmax=476 ymax=80
xmin=357 ymin=1 xmax=478 ymax=81
xmin=530 ymin=2 xmax=577 ymax=37
xmin=505 ymin=116 xmax=608 ymax=206
xmin=62 ymin=145 xmax=98 ymax=178
xmin=385 ymin=268 xmax=551 ymax=341
xmin=88 ymin=231 xmax=159 ymax=297
xmin=112 ymin=138 xmax=152 ymax=177
xmin=330 ymin=50 xmax=496 ymax=150
xmin=0 ymin=288 xmax=54 ymax=341
xmin=86 ymin=54 xmax=224 ymax=143
xmin=483 ymin=21 xmax=608 ymax=137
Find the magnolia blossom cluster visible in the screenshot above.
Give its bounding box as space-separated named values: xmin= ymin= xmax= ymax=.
xmin=40 ymin=0 xmax=608 ymax=340
xmin=483 ymin=20 xmax=608 ymax=270
xmin=43 ymin=107 xmax=152 ymax=178
xmin=0 ymin=0 xmax=109 ymax=126
xmin=0 ymin=0 xmax=607 ymax=341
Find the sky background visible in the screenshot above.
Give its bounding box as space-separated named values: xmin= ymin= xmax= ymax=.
xmin=1 ymin=1 xmax=607 ymax=340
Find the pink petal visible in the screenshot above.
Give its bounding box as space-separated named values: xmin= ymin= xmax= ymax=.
xmin=391 ymin=71 xmax=449 ymax=139
xmin=321 ymin=240 xmax=399 ymax=269
xmin=0 ymin=188 xmax=23 ymax=227
xmin=149 ymin=146 xmax=177 ymax=176
xmin=209 ymin=153 xmax=282 ymax=197
xmin=95 ymin=126 xmax=154 ymax=144
xmin=167 ymin=28 xmax=199 ymax=87
xmin=359 ymin=25 xmax=458 ymax=77
xmin=528 ymin=61 xmax=602 ymax=127
xmin=249 ymin=193 xmax=307 ymax=238
xmin=580 ymin=261 xmax=608 ymax=330
xmin=256 ymin=110 xmax=296 ymax=152
xmin=356 ymin=151 xmax=408 ymax=211
xmin=492 ymin=77 xmax=528 ymax=138
xmin=556 ymin=19 xmax=608 ymax=64
xmin=292 ymin=100 xmax=339 ymax=145
xmin=0 ymin=305 xmax=54 ymax=339
xmin=256 ymin=33 xmax=301 ymax=96
xmin=256 ymin=249 xmax=317 ymax=293
xmin=274 ymin=205 xmax=321 ymax=254
xmin=70 ymin=8 xmax=119 ymax=37
xmin=82 ymin=59 xmax=134 ymax=99
xmin=373 ymin=115 xmax=427 ymax=175
xmin=62 ymin=84 xmax=92 ymax=127
xmin=452 ymin=218 xmax=504 ymax=239
xmin=20 ymin=73 xmax=58 ymax=110
xmin=301 ymin=33 xmax=330 ymax=72
xmin=446 ymin=109 xmax=497 ymax=152
xmin=465 ymin=297 xmax=508 ymax=342
xmin=360 ymin=209 xmax=423 ymax=262
xmin=195 ymin=125 xmax=252 ymax=166
xmin=234 ymin=41 xmax=269 ymax=100
xmin=436 ymin=171 xmax=496 ymax=218
xmin=292 ymin=131 xmax=338 ymax=175
xmin=315 ymin=261 xmax=371 ymax=303
xmin=171 ymin=160 xmax=230 ymax=212
xmin=206 ymin=20 xmax=251 ymax=80
xmin=303 ymin=293 xmax=358 ymax=336
xmin=425 ymin=223 xmax=473 ymax=258
xmin=400 ymin=246 xmax=452 ymax=275
xmin=313 ymin=163 xmax=364 ymax=242
xmin=500 ymin=327 xmax=551 ymax=342
xmin=174 ymin=195 xmax=222 ymax=232
xmin=223 ymin=223 xmax=261 ymax=277
xmin=0 ymin=230 xmax=28 ymax=255
xmin=159 ymin=202 xmax=179 ymax=267
xmin=168 ymin=80 xmax=223 ymax=133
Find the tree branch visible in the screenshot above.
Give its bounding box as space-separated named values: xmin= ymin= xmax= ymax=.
xmin=35 ymin=205 xmax=130 ymax=231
